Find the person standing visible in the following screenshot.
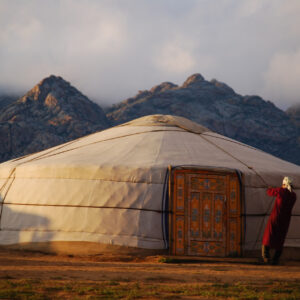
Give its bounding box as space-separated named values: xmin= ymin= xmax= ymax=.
xmin=262 ymin=177 xmax=297 ymax=265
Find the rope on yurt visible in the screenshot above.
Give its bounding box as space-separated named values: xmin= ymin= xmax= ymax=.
xmin=160 ymin=121 xmax=269 ymax=188
xmin=11 ymin=132 xmax=87 ymax=164
xmin=1 ymin=202 xmax=164 ymax=212
xmin=9 ymin=120 xmax=186 ymax=164
xmin=0 ymin=128 xmax=175 ymax=226
xmin=202 ymin=132 xmax=265 ymax=152
xmin=0 ymin=167 xmax=16 ymax=230
xmin=151 ymin=117 xmax=277 ymax=254
xmin=196 ymin=134 xmax=276 ymax=252
xmin=198 ymin=134 xmax=268 ymax=185
xmin=13 ymin=129 xmax=182 ymax=163
xmin=161 ymin=167 xmax=170 ymax=249
xmin=0 ymin=134 xmax=90 ymax=229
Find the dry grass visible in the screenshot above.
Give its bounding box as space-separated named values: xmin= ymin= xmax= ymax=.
xmin=1 ymin=250 xmax=300 ymax=299
xmin=1 ymin=279 xmax=300 ymax=299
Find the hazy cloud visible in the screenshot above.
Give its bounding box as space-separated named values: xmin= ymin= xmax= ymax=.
xmin=0 ymin=0 xmax=300 ymax=109
xmin=154 ymin=36 xmax=197 ymax=74
xmin=263 ymin=49 xmax=300 ymax=105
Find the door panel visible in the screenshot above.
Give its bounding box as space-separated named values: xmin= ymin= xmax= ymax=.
xmin=171 ymin=169 xmax=241 ymax=257
xmin=213 ymin=194 xmax=225 ymax=240
xmin=190 ymin=241 xmax=225 ymax=256
xmin=175 ymin=216 xmax=185 ymax=255
xmin=187 ymin=175 xmax=227 ymax=256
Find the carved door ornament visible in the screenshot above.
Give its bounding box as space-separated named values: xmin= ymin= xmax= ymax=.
xmin=170 ymin=168 xmax=242 ymax=257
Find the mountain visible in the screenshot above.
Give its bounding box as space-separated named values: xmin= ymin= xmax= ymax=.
xmin=106 ymin=73 xmax=300 ymax=165
xmin=0 ymin=73 xmax=299 ymax=166
xmin=0 ymin=75 xmax=109 ymax=162
xmin=0 ymin=95 xmax=19 ymax=111
xmin=286 ymin=104 xmax=300 ymax=133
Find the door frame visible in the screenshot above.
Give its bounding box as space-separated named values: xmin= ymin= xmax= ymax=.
xmin=168 ymin=166 xmax=244 ymax=257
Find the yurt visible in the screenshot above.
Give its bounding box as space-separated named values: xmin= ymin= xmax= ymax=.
xmin=0 ymin=115 xmax=299 ymax=257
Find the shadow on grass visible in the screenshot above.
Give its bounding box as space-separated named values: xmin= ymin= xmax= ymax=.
xmin=158 ymin=256 xmax=266 ymax=265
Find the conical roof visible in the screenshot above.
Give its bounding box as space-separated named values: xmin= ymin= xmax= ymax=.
xmin=120 ymin=114 xmax=210 ymax=134
xmin=0 ymin=114 xmax=297 ymax=187
xmin=0 ymin=114 xmax=298 ymax=187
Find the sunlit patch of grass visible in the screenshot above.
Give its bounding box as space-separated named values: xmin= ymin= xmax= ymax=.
xmin=0 ymin=279 xmax=49 ymax=300
xmin=153 ymin=281 xmax=300 ymax=299
xmin=0 ymin=278 xmax=300 ymax=299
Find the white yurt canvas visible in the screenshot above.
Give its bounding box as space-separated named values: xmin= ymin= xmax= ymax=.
xmin=0 ymin=115 xmax=299 ymax=256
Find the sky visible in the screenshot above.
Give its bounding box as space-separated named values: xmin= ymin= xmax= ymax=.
xmin=0 ymin=0 xmax=300 ymax=110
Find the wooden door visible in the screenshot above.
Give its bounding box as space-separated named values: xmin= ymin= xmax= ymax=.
xmin=171 ymin=169 xmax=242 ymax=257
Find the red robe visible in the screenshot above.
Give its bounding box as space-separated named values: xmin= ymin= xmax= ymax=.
xmin=262 ymin=187 xmax=296 ymax=250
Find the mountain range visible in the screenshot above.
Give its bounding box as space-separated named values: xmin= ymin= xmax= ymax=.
xmin=0 ymin=76 xmax=109 ymax=162
xmin=0 ymin=74 xmax=299 ymax=165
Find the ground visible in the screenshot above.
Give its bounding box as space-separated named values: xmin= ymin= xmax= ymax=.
xmin=0 ymin=249 xmax=300 ymax=299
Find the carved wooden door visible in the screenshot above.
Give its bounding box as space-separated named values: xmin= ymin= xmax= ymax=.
xmin=171 ymin=169 xmax=241 ymax=257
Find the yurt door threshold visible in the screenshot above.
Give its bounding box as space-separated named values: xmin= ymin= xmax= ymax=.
xmin=169 ymin=167 xmax=242 ymax=257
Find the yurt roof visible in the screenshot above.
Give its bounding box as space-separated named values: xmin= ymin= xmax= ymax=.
xmin=0 ymin=114 xmax=299 ymax=188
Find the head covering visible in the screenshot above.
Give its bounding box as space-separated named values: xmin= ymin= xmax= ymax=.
xmin=282 ymin=176 xmax=293 ymax=192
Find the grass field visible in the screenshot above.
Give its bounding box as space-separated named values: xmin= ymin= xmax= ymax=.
xmin=1 ymin=278 xmax=300 ymax=299
xmin=1 ymin=249 xmax=300 ymax=299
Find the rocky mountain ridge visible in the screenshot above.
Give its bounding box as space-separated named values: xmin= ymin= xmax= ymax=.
xmin=0 ymin=74 xmax=299 ymax=165
xmin=106 ymin=74 xmax=300 ymax=165
xmin=0 ymin=75 xmax=109 ymax=162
